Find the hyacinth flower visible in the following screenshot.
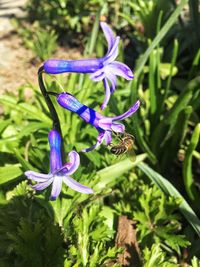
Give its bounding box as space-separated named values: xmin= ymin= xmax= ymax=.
xmin=44 ymin=22 xmax=133 ymax=110
xmin=51 ymin=92 xmax=140 ymax=152
xmin=25 ymin=129 xmax=93 ymax=200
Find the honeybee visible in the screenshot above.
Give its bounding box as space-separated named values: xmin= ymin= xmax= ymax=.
xmin=110 ymin=132 xmax=136 ymax=162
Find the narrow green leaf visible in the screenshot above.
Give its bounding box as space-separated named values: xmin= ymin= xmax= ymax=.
xmin=151 ymin=76 xmax=200 ymax=152
xmin=0 ymin=119 xmax=11 ymax=134
xmin=183 ymin=123 xmax=200 ymax=202
xmin=135 ymin=0 xmax=188 ymax=77
xmin=149 ymin=48 xmax=157 ymax=116
xmin=88 ymin=8 xmax=101 ymax=55
xmin=95 ymin=153 xmax=147 ymax=190
xmin=129 ymin=78 xmax=157 ymax=164
xmin=0 ymin=95 xmax=51 ymax=124
xmin=137 ymin=162 xmax=200 ymax=237
xmin=13 ymin=148 xmax=36 ymax=172
xmin=162 ymin=39 xmax=179 ymax=109
xmin=17 ymin=122 xmax=49 ymax=138
xmin=160 ymin=106 xmax=193 ymax=171
xmin=0 ymin=164 xmax=23 ymax=184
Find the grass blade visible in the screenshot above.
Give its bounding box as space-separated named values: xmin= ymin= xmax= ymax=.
xmin=183 ymin=123 xmax=200 ymax=202
xmin=95 ymin=153 xmax=147 ymax=190
xmin=135 ymin=0 xmax=188 ymax=77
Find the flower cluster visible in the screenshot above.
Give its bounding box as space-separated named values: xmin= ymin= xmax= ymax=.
xmin=25 ymin=22 xmax=140 ymax=200
xmin=44 ymin=22 xmax=134 ymax=110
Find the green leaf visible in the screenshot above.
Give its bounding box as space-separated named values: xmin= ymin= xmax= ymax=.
xmin=135 ymin=0 xmax=188 ymax=77
xmin=0 ymin=164 xmax=23 ymax=184
xmin=0 ymin=95 xmax=51 ymax=124
xmin=183 ymin=123 xmax=200 ymax=202
xmin=95 ymin=153 xmax=147 ymax=190
xmin=137 ymin=162 xmax=200 ymax=237
xmin=13 ymin=148 xmax=36 ymax=172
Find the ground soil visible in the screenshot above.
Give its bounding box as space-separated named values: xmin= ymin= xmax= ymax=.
xmin=0 ymin=1 xmax=81 ymax=95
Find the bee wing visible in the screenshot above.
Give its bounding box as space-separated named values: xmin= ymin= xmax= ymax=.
xmin=127 ymin=149 xmax=136 ymax=162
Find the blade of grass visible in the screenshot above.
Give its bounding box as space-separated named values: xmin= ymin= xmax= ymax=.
xmin=183 ymin=123 xmax=200 ymax=202
xmin=130 ymin=78 xmax=157 ymax=164
xmin=88 ymin=8 xmax=101 ymax=56
xmin=162 ymin=39 xmax=179 ymax=109
xmin=151 ymin=76 xmax=200 ymax=152
xmin=135 ymin=0 xmax=188 ymax=77
xmin=95 ymin=153 xmax=147 ymax=190
xmin=0 ymin=164 xmax=23 ymax=184
xmin=160 ymin=106 xmax=193 ymax=172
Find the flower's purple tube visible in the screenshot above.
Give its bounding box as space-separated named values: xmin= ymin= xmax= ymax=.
xmin=44 ymin=59 xmax=103 ymax=74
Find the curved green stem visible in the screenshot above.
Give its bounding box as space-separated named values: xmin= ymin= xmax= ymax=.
xmin=38 ymin=66 xmax=64 ymax=160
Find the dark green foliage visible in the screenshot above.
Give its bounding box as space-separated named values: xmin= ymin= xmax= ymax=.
xmin=0 ymin=182 xmax=64 ymax=267
xmin=134 ymin=185 xmax=190 ymax=255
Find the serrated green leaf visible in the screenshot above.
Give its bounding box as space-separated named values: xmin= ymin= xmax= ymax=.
xmin=137 ymin=162 xmax=200 ymax=237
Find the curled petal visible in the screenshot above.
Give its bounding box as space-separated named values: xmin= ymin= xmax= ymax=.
xmin=103 ymin=37 xmax=120 ymax=65
xmin=106 ymin=73 xmax=117 ymax=93
xmin=90 ymin=69 xmax=105 ymax=82
xmin=100 ymin=22 xmax=116 ymax=53
xmin=50 ymin=175 xmax=63 ymax=200
xmin=111 ymin=123 xmax=125 ymax=133
xmin=98 ymin=117 xmax=113 ymax=130
xmin=64 ymin=151 xmax=80 ymax=175
xmin=101 ymin=78 xmax=111 ymax=110
xmin=82 ymin=132 xmax=105 ymax=152
xmin=63 ymin=176 xmax=93 ymax=194
xmin=106 ymin=61 xmax=134 ymax=80
xmin=32 ymin=178 xmax=53 ymax=191
xmin=112 ymin=100 xmax=140 ymax=121
xmin=104 ymin=131 xmax=112 ymax=145
xmin=25 ymin=171 xmax=51 ymax=182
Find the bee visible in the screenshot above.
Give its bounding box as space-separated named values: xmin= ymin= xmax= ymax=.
xmin=110 ymin=132 xmax=136 ymax=162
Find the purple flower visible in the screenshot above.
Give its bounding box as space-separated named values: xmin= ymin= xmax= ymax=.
xmin=44 ymin=22 xmax=133 ymax=110
xmin=25 ymin=129 xmax=93 ymax=200
xmin=56 ymin=92 xmax=140 ymax=152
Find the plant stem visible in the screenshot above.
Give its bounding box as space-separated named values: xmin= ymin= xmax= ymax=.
xmin=38 ymin=65 xmax=64 ymax=160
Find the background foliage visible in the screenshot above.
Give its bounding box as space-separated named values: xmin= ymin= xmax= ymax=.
xmin=0 ymin=0 xmax=200 ymax=266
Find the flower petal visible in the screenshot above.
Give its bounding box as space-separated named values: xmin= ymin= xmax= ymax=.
xmin=111 ymin=123 xmax=125 ymax=132
xmin=100 ymin=22 xmax=116 ymax=53
xmin=101 ymin=78 xmax=111 ymax=110
xmin=106 ymin=61 xmax=134 ymax=80
xmin=103 ymin=37 xmax=120 ymax=65
xmin=63 ymin=151 xmax=80 ymax=175
xmin=112 ymin=100 xmax=140 ymax=121
xmin=48 ymin=130 xmax=62 ymax=172
xmin=63 ymin=176 xmax=93 ymax=194
xmin=82 ymin=132 xmax=105 ymax=152
xmin=98 ymin=117 xmax=113 ymax=130
xmin=90 ymin=69 xmax=105 ymax=82
xmin=104 ymin=131 xmax=112 ymax=145
xmin=106 ymin=73 xmax=117 ymax=93
xmin=32 ymin=177 xmax=53 ymax=191
xmin=25 ymin=171 xmax=51 ymax=182
xmin=50 ymin=175 xmax=63 ymax=201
